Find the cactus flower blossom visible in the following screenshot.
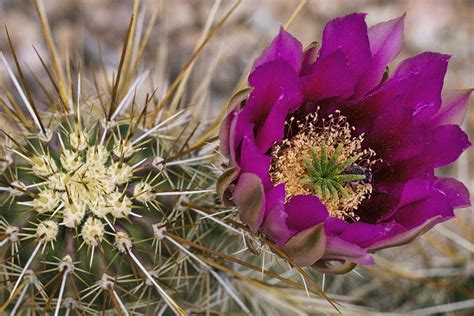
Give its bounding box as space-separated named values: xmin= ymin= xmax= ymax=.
xmin=219 ymin=13 xmax=471 ymax=272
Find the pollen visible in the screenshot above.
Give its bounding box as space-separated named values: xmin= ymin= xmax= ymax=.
xmin=270 ymin=111 xmax=376 ymax=220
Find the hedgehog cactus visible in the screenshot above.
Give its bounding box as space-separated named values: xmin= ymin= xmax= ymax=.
xmin=0 ymin=1 xmax=250 ymax=314
xmin=0 ymin=109 xmax=217 ymax=314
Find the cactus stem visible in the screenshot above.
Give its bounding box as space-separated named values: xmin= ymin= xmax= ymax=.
xmin=297 ymin=271 xmax=310 ymax=298
xmin=75 ymin=72 xmax=81 ymax=116
xmin=0 ymin=238 xmax=8 ymax=247
xmin=129 ymin=211 xmax=143 ymax=218
xmin=99 ymin=125 xmax=108 ymax=145
xmin=11 ymin=149 xmax=32 ymax=162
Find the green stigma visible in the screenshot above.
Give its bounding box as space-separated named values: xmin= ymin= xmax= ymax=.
xmin=303 ymin=143 xmax=366 ymax=201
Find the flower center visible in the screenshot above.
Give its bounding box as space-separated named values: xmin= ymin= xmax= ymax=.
xmin=270 ymin=112 xmax=376 ymax=220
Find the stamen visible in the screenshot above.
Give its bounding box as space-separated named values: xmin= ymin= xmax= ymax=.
xmin=270 ymin=112 xmax=376 ymax=220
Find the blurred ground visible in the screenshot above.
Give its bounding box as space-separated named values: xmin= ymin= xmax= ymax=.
xmin=0 ymin=0 xmax=473 ymax=314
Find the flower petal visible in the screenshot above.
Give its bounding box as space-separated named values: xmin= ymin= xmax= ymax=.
xmin=319 ymin=13 xmax=372 ymax=82
xmin=261 ymin=205 xmax=293 ymax=246
xmin=219 ymin=107 xmax=238 ymax=158
xmin=434 ymin=177 xmax=471 ymax=208
xmin=281 ymin=224 xmax=326 ymax=267
xmin=219 ymin=88 xmax=250 ymax=158
xmin=342 ymin=71 xmax=420 ymax=140
xmin=369 ymin=216 xmax=442 ymax=251
xmin=427 ymin=124 xmax=471 ymax=168
xmin=302 ymin=50 xmax=356 ymax=100
xmin=231 ymin=61 xmax=302 ymax=157
xmin=430 ymin=89 xmax=472 ymax=126
xmin=392 ymin=52 xmax=450 ymax=124
xmin=240 ymin=136 xmax=272 ymax=188
xmin=394 ymin=186 xmax=453 ymax=228
xmin=265 ymin=183 xmax=286 ymax=214
xmin=227 ymin=109 xmax=252 ymax=164
xmin=300 ymin=42 xmax=319 ymax=76
xmin=285 ymin=195 xmax=328 ymax=232
xmin=247 ymin=61 xmax=302 ymax=119
xmin=313 ymin=260 xmax=357 ymax=275
xmin=322 ymin=235 xmax=374 ymax=265
xmin=216 ymin=166 xmax=240 ymax=206
xmin=233 ymin=172 xmax=265 ymax=232
xmin=255 ymin=97 xmax=290 ymax=152
xmin=324 ymin=217 xmax=404 ymax=249
xmin=355 ymin=15 xmax=405 ymax=96
xmin=253 ymin=27 xmax=303 ymax=73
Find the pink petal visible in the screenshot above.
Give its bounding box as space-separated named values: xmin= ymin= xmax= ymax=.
xmin=239 ymin=136 xmax=272 ymax=188
xmin=233 ymin=172 xmax=266 ymax=232
xmin=281 ymin=224 xmax=327 ymax=267
xmin=369 ymin=216 xmax=443 ymax=251
xmin=254 ymin=27 xmax=303 ymax=73
xmin=430 ymin=89 xmax=472 ymax=126
xmin=285 ymin=195 xmax=328 ymax=232
xmin=261 ymin=205 xmax=293 ymax=246
xmin=302 ymin=50 xmax=356 ymax=100
xmin=434 ymin=177 xmax=471 ymax=208
xmin=427 ymin=124 xmax=471 ymax=168
xmin=355 ymin=15 xmax=405 ymax=96
xmin=323 ymin=235 xmax=374 ymax=265
xmin=319 ymin=13 xmax=372 ymax=81
xmin=393 ymin=52 xmax=450 ymax=124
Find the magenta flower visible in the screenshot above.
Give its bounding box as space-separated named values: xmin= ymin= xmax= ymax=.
xmin=218 ymin=13 xmax=471 ymax=272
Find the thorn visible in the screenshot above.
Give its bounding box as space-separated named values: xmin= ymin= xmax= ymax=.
xmin=132 ymin=110 xmax=186 ymax=146
xmin=127 ymin=249 xmax=186 ymax=316
xmin=10 ymin=241 xmax=42 ymax=298
xmin=111 ymin=289 xmax=129 ymax=316
xmin=155 ymin=189 xmax=214 ymax=196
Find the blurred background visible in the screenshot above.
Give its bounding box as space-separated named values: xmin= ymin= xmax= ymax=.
xmin=0 ymin=0 xmax=472 ymax=314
